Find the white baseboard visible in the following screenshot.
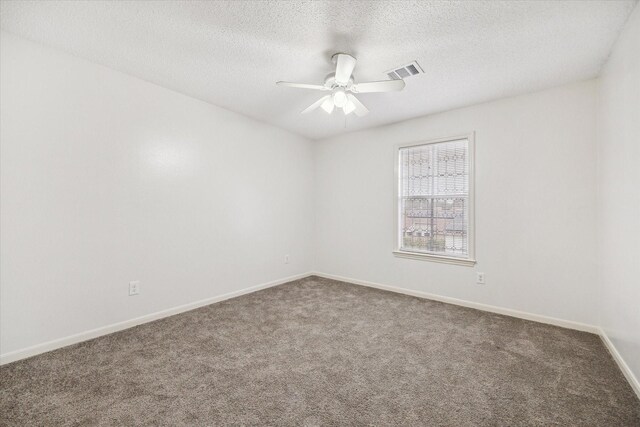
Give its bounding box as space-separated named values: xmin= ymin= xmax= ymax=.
xmin=0 ymin=272 xmax=313 ymax=366
xmin=599 ymin=329 xmax=640 ymax=399
xmin=312 ymin=272 xmax=599 ymax=333
xmin=4 ymin=270 xmax=638 ymax=401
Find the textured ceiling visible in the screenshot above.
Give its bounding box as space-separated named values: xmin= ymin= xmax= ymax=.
xmin=1 ymin=1 xmax=636 ymax=140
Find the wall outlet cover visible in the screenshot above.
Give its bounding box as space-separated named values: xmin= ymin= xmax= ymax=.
xmin=476 ymin=273 xmax=485 ymax=285
xmin=129 ymin=281 xmax=140 ymax=296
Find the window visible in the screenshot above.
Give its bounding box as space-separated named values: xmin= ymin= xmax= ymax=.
xmin=394 ymin=134 xmax=475 ymax=266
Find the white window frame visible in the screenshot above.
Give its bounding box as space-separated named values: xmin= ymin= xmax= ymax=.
xmin=393 ymin=133 xmax=476 ymax=266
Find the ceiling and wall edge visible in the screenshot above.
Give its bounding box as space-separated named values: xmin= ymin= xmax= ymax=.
xmin=1 ymin=1 xmax=636 ymax=140
xmin=0 ymin=29 xmax=618 ymax=144
xmin=0 ymin=29 xmax=314 ymax=142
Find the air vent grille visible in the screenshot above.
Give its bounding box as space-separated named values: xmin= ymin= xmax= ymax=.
xmin=386 ymin=61 xmax=423 ymax=80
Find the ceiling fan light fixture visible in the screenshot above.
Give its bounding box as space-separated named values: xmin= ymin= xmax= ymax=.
xmin=321 ymin=97 xmax=335 ymax=113
xmin=343 ymin=99 xmax=356 ymax=115
xmin=332 ymin=89 xmax=347 ymax=108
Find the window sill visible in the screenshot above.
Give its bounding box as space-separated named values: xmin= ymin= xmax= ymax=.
xmin=392 ymin=250 xmax=476 ymax=266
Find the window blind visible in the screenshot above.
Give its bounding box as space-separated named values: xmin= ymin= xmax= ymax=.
xmin=398 ymin=138 xmax=470 ymax=258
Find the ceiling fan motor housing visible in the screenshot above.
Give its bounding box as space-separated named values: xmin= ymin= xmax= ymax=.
xmin=324 ymin=72 xmax=354 ymax=89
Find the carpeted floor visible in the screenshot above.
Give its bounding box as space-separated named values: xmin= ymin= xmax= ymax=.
xmin=1 ymin=276 xmax=639 ymax=426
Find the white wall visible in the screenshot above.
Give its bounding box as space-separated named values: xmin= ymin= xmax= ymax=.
xmin=597 ymin=5 xmax=640 ymax=380
xmin=314 ymin=80 xmax=599 ymax=325
xmin=0 ymin=32 xmax=314 ymax=356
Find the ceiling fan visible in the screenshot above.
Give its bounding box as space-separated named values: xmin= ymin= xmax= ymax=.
xmin=276 ymin=53 xmax=405 ymax=117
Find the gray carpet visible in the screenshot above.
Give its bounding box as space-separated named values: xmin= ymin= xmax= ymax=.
xmin=1 ymin=276 xmax=639 ymax=426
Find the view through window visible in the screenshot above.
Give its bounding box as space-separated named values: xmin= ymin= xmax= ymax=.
xmin=397 ymin=137 xmax=472 ymax=259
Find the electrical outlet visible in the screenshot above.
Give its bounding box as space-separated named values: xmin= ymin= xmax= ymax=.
xmin=476 ymin=273 xmax=485 ymax=285
xmin=284 ymin=254 xmax=290 ymax=264
xmin=129 ymin=281 xmax=140 ymax=296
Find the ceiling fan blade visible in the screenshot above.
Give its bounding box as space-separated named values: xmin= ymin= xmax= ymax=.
xmin=346 ymin=94 xmax=369 ymax=117
xmin=301 ymin=95 xmax=331 ymax=114
xmin=351 ymin=79 xmax=405 ymax=93
xmin=334 ymin=53 xmax=357 ymax=85
xmin=277 ymin=81 xmax=330 ymax=91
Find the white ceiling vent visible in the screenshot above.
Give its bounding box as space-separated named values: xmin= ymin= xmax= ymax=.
xmin=386 ymin=61 xmax=424 ymax=80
